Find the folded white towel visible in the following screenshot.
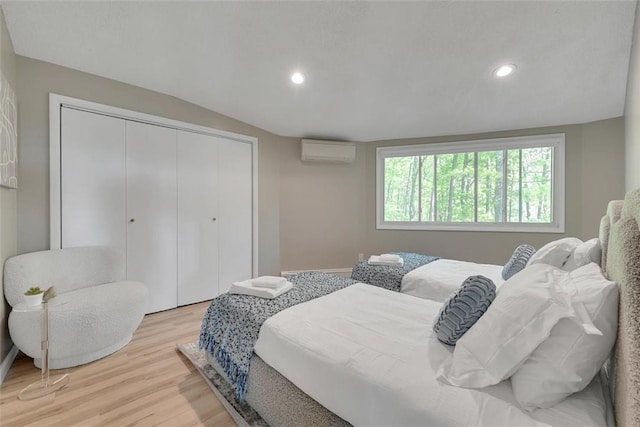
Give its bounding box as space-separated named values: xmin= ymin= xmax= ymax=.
xmin=249 ymin=276 xmax=288 ymax=289
xmin=368 ymin=255 xmax=404 ymax=267
xmin=380 ymin=253 xmax=402 ymax=262
xmin=368 ymin=261 xmax=404 ymax=267
xmin=230 ymin=280 xmax=294 ymax=299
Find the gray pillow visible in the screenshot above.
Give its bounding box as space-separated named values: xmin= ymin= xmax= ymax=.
xmin=433 ymin=275 xmax=496 ymax=345
xmin=502 ymin=244 xmax=536 ymax=280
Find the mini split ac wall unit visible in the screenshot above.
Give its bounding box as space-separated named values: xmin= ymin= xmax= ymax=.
xmin=301 ymin=139 xmax=356 ymax=164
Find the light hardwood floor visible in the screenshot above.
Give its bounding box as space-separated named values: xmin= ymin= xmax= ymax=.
xmin=0 ymin=301 xmax=236 ymax=427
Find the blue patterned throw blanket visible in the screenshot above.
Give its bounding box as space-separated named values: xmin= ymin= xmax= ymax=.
xmin=351 ymin=252 xmax=439 ymax=292
xmin=199 ymin=271 xmax=358 ymax=400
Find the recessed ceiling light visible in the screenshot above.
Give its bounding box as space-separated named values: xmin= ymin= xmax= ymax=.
xmin=494 ymin=64 xmax=516 ymax=78
xmin=291 ymin=72 xmax=305 ymax=85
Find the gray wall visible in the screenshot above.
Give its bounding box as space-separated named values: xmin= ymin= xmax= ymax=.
xmin=279 ymin=139 xmax=367 ymax=271
xmin=279 ymin=118 xmax=625 ymax=270
xmin=16 ymin=56 xmax=286 ymax=276
xmin=17 ymin=56 xmax=286 ymax=274
xmin=363 ymin=119 xmax=625 ymax=265
xmin=0 ymin=7 xmax=17 ymax=367
xmin=626 ymin=1 xmax=640 ymax=191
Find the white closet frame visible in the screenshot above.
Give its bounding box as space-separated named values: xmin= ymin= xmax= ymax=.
xmin=49 ymin=93 xmax=259 ymax=277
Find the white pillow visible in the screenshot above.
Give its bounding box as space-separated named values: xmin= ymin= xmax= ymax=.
xmin=527 ymin=237 xmax=583 ymax=268
xmin=562 ymin=238 xmax=602 ymax=272
xmin=436 ymin=264 xmax=595 ymax=388
xmin=511 ymin=263 xmax=618 ymax=409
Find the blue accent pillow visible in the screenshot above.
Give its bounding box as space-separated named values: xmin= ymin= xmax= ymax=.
xmin=502 ymin=244 xmax=536 ymax=280
xmin=433 ymin=275 xmax=496 ymax=345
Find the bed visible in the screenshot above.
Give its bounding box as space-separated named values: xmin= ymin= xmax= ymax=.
xmin=351 ymin=253 xmax=507 ymax=302
xmin=200 ymin=189 xmax=640 ymax=426
xmin=353 ymin=239 xmax=598 ymax=303
xmin=253 ymin=283 xmax=609 ymax=426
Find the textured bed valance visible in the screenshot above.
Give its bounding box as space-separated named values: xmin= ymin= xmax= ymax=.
xmin=600 ymin=200 xmax=623 ymax=274
xmin=604 ymin=189 xmax=640 ymax=426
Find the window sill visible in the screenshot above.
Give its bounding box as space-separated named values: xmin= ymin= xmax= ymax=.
xmin=376 ymin=222 xmax=565 ymax=233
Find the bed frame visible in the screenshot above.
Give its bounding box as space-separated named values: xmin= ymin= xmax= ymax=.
xmin=603 ymin=189 xmax=640 ymax=426
xmin=214 ymin=189 xmax=640 ymax=426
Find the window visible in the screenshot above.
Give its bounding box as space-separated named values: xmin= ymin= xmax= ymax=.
xmin=376 ymin=134 xmax=564 ymax=232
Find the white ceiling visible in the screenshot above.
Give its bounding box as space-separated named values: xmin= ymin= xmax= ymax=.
xmin=3 ymin=1 xmax=637 ymax=142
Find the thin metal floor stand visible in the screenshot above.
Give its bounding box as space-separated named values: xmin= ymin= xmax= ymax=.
xmin=18 ymin=301 xmax=70 ymax=400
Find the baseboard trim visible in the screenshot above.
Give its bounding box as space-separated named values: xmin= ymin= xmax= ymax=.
xmin=0 ymin=345 xmax=19 ymax=384
xmin=281 ymin=268 xmax=353 ymax=278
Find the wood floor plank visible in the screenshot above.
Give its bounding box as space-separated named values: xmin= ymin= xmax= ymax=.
xmin=0 ymin=302 xmax=236 ymax=427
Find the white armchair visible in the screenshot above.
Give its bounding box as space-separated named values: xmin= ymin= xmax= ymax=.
xmin=4 ymin=246 xmax=148 ymax=368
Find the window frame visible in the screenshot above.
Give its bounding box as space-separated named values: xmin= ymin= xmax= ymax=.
xmin=376 ymin=133 xmax=565 ymax=233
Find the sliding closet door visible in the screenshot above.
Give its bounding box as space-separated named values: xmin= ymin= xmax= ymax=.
xmin=177 ymin=131 xmax=220 ymax=305
xmin=126 ymin=122 xmax=177 ymax=313
xmin=60 ymin=108 xmax=126 ymax=249
xmin=218 ymin=138 xmax=253 ymax=293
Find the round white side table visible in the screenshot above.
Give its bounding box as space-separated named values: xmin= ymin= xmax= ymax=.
xmin=12 ymin=296 xmax=71 ymax=400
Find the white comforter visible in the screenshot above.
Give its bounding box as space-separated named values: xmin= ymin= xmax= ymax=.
xmin=401 ymin=259 xmax=505 ymax=301
xmin=254 ymin=284 xmax=608 ymax=427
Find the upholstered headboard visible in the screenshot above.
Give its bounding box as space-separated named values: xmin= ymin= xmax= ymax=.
xmin=601 ymin=189 xmax=640 ymax=426
xmin=600 ymin=200 xmax=624 ymax=275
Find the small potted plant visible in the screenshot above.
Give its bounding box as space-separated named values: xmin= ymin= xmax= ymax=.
xmin=24 ymin=286 xmax=44 ymax=306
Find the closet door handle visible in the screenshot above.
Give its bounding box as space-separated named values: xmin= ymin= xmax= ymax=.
xmin=212 ymin=217 xmax=217 ymax=222
xmin=129 ymin=218 xmax=136 ymax=223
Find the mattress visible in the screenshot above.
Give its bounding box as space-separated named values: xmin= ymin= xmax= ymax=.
xmin=401 ymin=258 xmax=505 ymax=302
xmin=254 ymin=284 xmax=608 ymax=427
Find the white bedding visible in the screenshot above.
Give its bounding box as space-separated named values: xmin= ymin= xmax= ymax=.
xmin=254 ymin=284 xmax=608 ymax=427
xmin=401 ymin=258 xmax=505 ymax=301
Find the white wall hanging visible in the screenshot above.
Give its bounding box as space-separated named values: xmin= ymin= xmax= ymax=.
xmin=0 ymin=73 xmax=17 ymax=189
